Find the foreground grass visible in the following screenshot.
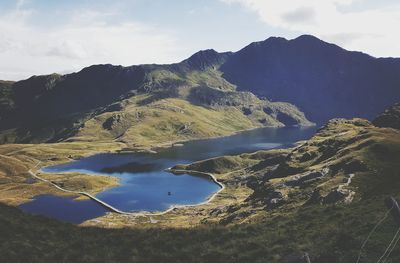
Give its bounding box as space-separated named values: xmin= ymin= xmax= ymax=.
xmin=0 ymin=195 xmax=399 ymax=263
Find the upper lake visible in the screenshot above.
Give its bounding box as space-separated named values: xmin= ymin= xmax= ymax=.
xmin=19 ymin=126 xmax=316 ymax=224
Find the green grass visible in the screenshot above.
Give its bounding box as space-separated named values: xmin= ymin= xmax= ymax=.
xmin=73 ymin=98 xmax=259 ymax=147
xmin=0 ymin=192 xmax=399 ymax=263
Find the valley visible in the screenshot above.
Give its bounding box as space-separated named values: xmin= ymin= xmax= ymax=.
xmin=0 ymin=35 xmax=400 ymax=262
xmin=18 ymin=126 xmax=315 ymax=224
xmin=1 ymin=109 xmax=399 ymax=262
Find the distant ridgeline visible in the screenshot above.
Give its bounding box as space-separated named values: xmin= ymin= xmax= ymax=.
xmin=220 ymin=35 xmax=400 ymax=123
xmin=1 ymin=35 xmax=400 ymax=144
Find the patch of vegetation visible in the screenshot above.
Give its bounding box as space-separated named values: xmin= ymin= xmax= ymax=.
xmin=174 ymin=149 xmax=290 ymax=174
xmin=0 ymin=141 xmax=124 ymax=205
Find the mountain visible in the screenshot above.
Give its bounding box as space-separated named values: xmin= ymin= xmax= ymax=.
xmin=220 ymin=35 xmax=400 ymax=123
xmin=2 ymin=34 xmax=400 ymax=144
xmin=0 ymin=50 xmax=312 ymax=144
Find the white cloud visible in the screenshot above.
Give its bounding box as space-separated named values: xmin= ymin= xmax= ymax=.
xmin=221 ymin=0 xmax=400 ymax=57
xmin=281 ymin=7 xmax=316 ymax=25
xmin=0 ymin=6 xmax=186 ymax=80
xmin=44 ymin=40 xmax=88 ymax=60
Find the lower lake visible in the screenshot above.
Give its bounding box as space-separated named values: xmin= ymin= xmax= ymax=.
xmin=19 ymin=126 xmax=316 ymax=224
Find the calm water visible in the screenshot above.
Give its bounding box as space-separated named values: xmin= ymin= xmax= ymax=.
xmin=19 ymin=126 xmax=316 ymax=223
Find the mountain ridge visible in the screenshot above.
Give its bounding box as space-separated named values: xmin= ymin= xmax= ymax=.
xmin=220 ymin=35 xmax=400 ymax=122
xmin=1 ymin=34 xmax=400 ymax=143
xmin=0 ymin=46 xmax=313 ymax=144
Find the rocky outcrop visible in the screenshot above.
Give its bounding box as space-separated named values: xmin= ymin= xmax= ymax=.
xmin=187 ymin=86 xmax=314 ymax=127
xmin=284 ymin=168 xmax=329 ymax=187
xmin=373 ymin=102 xmax=400 ymax=129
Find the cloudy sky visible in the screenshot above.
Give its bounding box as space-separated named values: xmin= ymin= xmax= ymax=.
xmin=1 ymin=0 xmax=399 ymax=80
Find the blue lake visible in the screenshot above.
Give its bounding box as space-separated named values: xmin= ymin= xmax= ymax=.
xmin=19 ymin=126 xmax=316 ymax=224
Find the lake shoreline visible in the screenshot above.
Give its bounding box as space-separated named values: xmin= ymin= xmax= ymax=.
xmin=26 ymin=125 xmax=303 ymax=205
xmin=3 ymin=125 xmax=316 ymax=225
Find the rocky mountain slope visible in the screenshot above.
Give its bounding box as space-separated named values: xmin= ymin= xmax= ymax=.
xmin=0 ymin=50 xmax=312 ymax=145
xmin=163 ymin=103 xmax=400 ymax=261
xmin=173 ymin=111 xmax=400 ymax=221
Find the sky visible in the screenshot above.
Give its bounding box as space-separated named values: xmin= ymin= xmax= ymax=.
xmin=1 ymin=0 xmax=399 ymax=80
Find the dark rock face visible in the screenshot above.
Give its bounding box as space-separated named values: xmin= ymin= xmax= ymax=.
xmin=323 ymin=189 xmax=347 ymax=204
xmin=276 ymin=112 xmax=299 ymax=126
xmin=373 ymin=102 xmax=400 ymax=129
xmin=246 ymin=183 xmax=285 ymax=209
xmin=284 ymin=170 xmax=327 ymax=187
xmin=305 ymin=188 xmax=322 ymax=205
xmin=220 ymin=35 xmax=400 ymax=123
xmin=102 ymin=114 xmax=124 ymax=130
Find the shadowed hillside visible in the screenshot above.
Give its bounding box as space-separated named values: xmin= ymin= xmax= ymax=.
xmin=221 ymin=35 xmax=400 ymax=123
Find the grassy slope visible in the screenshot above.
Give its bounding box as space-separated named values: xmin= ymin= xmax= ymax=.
xmin=72 ymin=97 xmax=259 ymax=147
xmin=0 ymin=118 xmax=399 ymax=262
xmin=69 ymin=66 xmax=313 ymax=148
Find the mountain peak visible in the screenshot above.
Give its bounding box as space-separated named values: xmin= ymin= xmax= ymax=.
xmin=178 ymin=49 xmax=232 ymax=71
xmin=190 ymin=48 xmax=219 ymax=56
xmin=245 ymin=35 xmax=326 ymax=50
xmin=290 ymin=34 xmax=337 ymax=49
xmin=78 ymin=64 xmax=123 ymax=74
xmin=248 ymin=36 xmax=288 ymax=48
xmin=293 ymin=34 xmax=322 ymax=42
